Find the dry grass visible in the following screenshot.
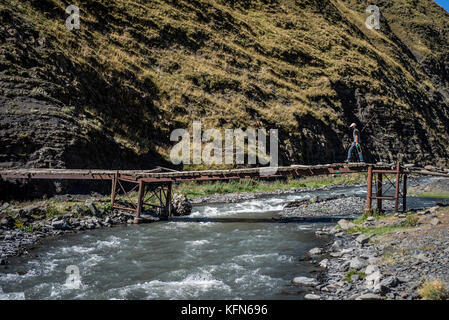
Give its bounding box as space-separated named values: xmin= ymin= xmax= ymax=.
xmin=2 ymin=0 xmax=449 ymax=167
xmin=419 ymin=279 xmax=449 ymax=300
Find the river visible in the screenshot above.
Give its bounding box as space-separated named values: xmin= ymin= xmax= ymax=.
xmin=0 ymin=182 xmax=446 ymax=300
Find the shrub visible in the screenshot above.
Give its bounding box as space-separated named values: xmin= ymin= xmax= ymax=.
xmin=45 ymin=205 xmax=60 ymax=219
xmin=419 ymin=279 xmax=449 ymax=300
xmin=405 ymin=215 xmax=419 ymax=227
xmin=343 ymin=269 xmax=366 ymax=283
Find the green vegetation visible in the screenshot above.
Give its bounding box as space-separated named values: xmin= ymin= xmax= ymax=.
xmin=419 ymin=279 xmax=449 ymax=300
xmin=405 ymin=214 xmax=419 ymax=227
xmin=97 ymin=202 xmax=113 ymax=214
xmin=346 ymin=211 xmax=419 ymax=236
xmin=45 ymin=205 xmax=63 ymax=219
xmin=174 ymin=173 xmax=366 ymax=198
xmin=343 ymin=269 xmax=366 ymax=283
xmin=14 ymin=220 xmax=34 ymax=233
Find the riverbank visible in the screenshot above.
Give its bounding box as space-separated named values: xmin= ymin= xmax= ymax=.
xmin=0 ymin=200 xmax=141 ymax=264
xmin=298 ymin=205 xmax=449 ymax=300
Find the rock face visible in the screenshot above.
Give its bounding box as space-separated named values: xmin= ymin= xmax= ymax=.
xmin=171 ymin=194 xmax=192 ymax=216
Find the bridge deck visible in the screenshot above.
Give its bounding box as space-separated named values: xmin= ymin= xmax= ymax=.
xmin=0 ymin=163 xmax=447 ymax=182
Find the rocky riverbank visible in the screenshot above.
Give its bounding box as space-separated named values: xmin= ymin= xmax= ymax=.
xmin=0 ymin=194 xmax=192 ymax=264
xmin=0 ymin=200 xmax=143 ymax=263
xmin=293 ymin=205 xmax=449 ymax=300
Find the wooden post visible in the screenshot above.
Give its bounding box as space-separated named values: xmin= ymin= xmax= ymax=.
xmin=111 ymin=172 xmax=118 ymax=206
xmin=365 ymin=166 xmax=373 ymax=213
xmin=134 ymin=179 xmax=144 ymax=224
xmin=377 ymin=173 xmax=383 ymax=212
xmin=403 ymin=174 xmax=407 ymax=212
xmin=166 ymin=182 xmax=172 ymax=217
xmin=394 ymin=162 xmax=401 ymax=213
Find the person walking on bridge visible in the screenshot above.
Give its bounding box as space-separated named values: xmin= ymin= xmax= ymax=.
xmin=346 ymin=123 xmax=364 ymax=163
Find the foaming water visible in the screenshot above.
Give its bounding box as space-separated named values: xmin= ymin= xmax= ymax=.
xmin=0 ymin=220 xmax=326 ymax=300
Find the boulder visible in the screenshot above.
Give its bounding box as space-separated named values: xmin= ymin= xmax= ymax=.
xmin=309 ymin=247 xmax=322 ymax=255
xmin=172 ymin=194 xmax=192 ymax=216
xmin=380 ymin=276 xmax=399 ymax=288
xmin=85 ymin=200 xmax=98 ymax=216
xmin=292 ymin=276 xmax=319 ymax=287
xmin=338 ymin=219 xmax=355 ymax=230
xmin=331 ymin=240 xmax=342 ymax=251
xmin=349 ymin=257 xmax=368 ymax=270
xmin=365 ymin=264 xmax=380 ymax=275
xmin=0 ymin=214 xmax=14 ymax=229
xmin=355 ymin=234 xmax=371 ymax=245
xmin=365 ymin=271 xmax=382 ymax=289
xmin=430 ymin=217 xmax=441 ymax=226
xmin=51 ymin=219 xmax=70 ymax=230
xmin=319 ymin=259 xmax=329 ymax=269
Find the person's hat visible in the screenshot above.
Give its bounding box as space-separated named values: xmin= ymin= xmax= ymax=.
xmin=349 ymin=123 xmax=356 ymax=128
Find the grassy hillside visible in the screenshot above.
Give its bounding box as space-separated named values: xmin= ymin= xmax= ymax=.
xmin=1 ymin=0 xmax=449 ymax=171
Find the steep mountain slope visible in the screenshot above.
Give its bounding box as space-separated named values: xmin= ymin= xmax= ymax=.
xmin=1 ymin=0 xmax=448 ymax=170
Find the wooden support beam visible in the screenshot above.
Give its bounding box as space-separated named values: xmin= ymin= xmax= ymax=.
xmin=377 ymin=173 xmax=383 ymax=212
xmin=365 ymin=166 xmax=373 ymax=213
xmin=394 ymin=162 xmax=401 ymax=213
xmin=134 ymin=180 xmax=144 ymax=224
xmin=403 ymin=174 xmax=407 ymax=212
xmin=111 ymin=172 xmax=118 ymax=207
xmin=166 ymin=182 xmax=172 ymax=217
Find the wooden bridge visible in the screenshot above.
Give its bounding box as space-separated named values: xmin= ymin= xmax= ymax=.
xmin=0 ymin=163 xmax=448 ymax=223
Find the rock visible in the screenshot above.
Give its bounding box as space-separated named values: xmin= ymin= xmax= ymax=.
xmin=331 ymin=240 xmax=342 ymax=251
xmin=367 ymin=216 xmax=376 ymax=222
xmin=309 ymin=247 xmax=323 ymax=255
xmin=1 ymin=202 xmax=10 ymax=210
xmin=172 ymin=194 xmax=192 ymax=216
xmin=380 ymin=276 xmax=399 ymax=289
xmin=339 ymin=261 xmax=351 ymax=272
xmin=349 ymin=257 xmax=368 ymax=270
xmin=356 ymin=293 xmax=382 ymax=300
xmin=51 ymin=219 xmax=70 ymax=230
xmin=430 ymin=217 xmax=441 ymax=226
xmin=292 ymin=277 xmax=319 ymax=287
xmin=330 ymin=252 xmax=343 ymax=258
xmin=319 ymin=259 xmax=329 ymax=268
xmin=365 ymin=271 xmax=382 ymax=289
xmin=355 ymin=234 xmax=371 ymax=245
xmin=0 ymin=215 xmax=14 ymax=228
xmin=351 ymin=274 xmax=360 ymax=282
xmin=365 ymin=265 xmax=380 ymax=275
xmin=341 ymin=248 xmax=355 ymax=254
xmin=85 ymin=200 xmax=98 ymax=216
xmin=338 ymin=219 xmax=355 ymax=230
xmin=304 ymin=294 xmax=320 ymax=300
xmin=329 ymin=226 xmax=340 ymax=234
